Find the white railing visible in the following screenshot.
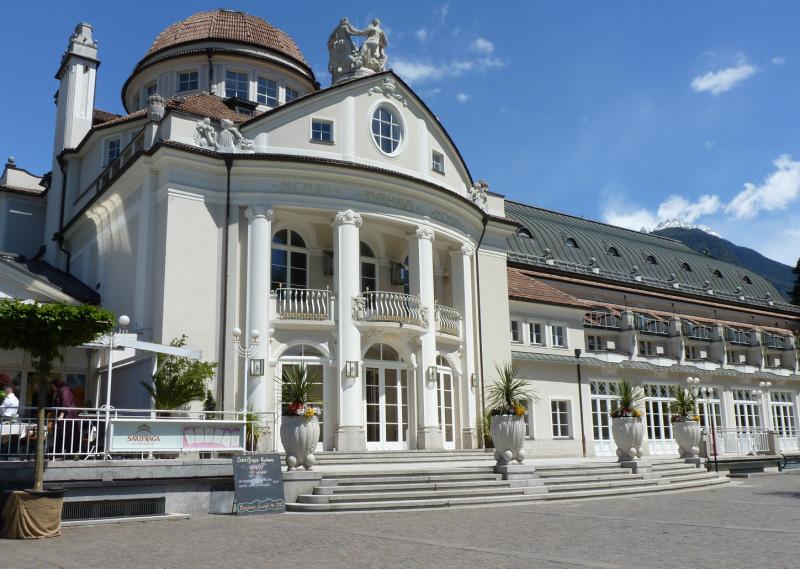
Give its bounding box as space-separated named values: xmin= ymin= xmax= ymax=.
xmin=583 ymin=310 xmax=621 ymax=330
xmin=778 ymin=432 xmax=800 ymax=452
xmin=710 ymin=427 xmax=772 ymax=455
xmin=0 ymin=406 xmax=277 ymax=461
xmin=435 ymin=304 xmax=461 ymax=336
xmin=274 ymin=288 xmax=332 ymax=320
xmin=353 ymin=291 xmax=427 ymax=327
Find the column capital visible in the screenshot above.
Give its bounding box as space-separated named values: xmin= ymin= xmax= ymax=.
xmin=245 ymin=206 xmax=274 ymax=221
xmin=414 ymin=225 xmax=435 ymax=242
xmin=452 ymin=243 xmax=475 ymax=257
xmin=332 ymin=209 xmax=363 ymax=228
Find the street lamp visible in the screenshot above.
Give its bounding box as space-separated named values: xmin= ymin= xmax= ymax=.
xmin=232 ymin=327 xmax=260 ymax=413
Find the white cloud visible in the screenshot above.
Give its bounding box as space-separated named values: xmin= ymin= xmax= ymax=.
xmin=471 ymin=37 xmax=495 ymax=54
xmin=456 ymin=92 xmax=470 ymax=103
xmin=690 ymin=62 xmax=757 ymax=95
xmin=726 ymin=154 xmax=800 ymax=219
xmin=772 ymin=56 xmax=786 ymax=65
xmin=656 ymin=194 xmax=721 ymax=223
xmin=602 ymin=194 xmax=721 ymax=232
xmin=392 ymin=59 xmax=441 ymax=82
xmin=415 ymin=28 xmax=428 ymax=42
xmin=602 ymin=206 xmax=659 ymax=232
xmin=392 ymin=56 xmax=504 ymax=83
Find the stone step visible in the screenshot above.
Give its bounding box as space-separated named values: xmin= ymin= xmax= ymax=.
xmin=651 ymin=465 xmax=700 ymax=475
xmin=317 ymin=479 xmax=519 ymax=494
xmin=535 ymin=462 xmax=623 ymax=472
xmin=314 ymin=450 xmax=490 ymax=459
xmin=536 ymin=467 xmax=632 ymax=477
xmin=286 ymin=476 xmax=729 ymax=512
xmin=320 ymin=473 xmax=502 ymax=486
xmin=537 ymin=472 xmax=642 ymax=485
xmin=315 ymin=455 xmax=495 ymax=465
xmin=299 ymin=486 xmax=529 ymax=504
xmin=662 ymin=471 xmax=725 ymax=483
xmin=544 ymin=478 xmax=661 ymax=493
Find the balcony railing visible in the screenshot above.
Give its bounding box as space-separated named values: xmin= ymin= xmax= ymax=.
xmin=75 ymin=128 xmax=146 ymax=204
xmin=708 ymin=427 xmax=772 ymax=455
xmin=353 ymin=291 xmax=427 ymax=327
xmin=583 ymin=310 xmax=621 ymax=330
xmin=682 ymin=321 xmax=712 ymax=341
xmin=725 ymin=328 xmax=752 ymax=346
xmin=762 ymin=333 xmax=786 ymax=350
xmin=274 ymin=288 xmax=331 ymax=320
xmin=635 ymin=314 xmax=670 ymax=336
xmin=435 ymin=304 xmax=461 ymax=336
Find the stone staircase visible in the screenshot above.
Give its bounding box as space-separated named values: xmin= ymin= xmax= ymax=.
xmin=287 ymin=456 xmax=728 ymax=512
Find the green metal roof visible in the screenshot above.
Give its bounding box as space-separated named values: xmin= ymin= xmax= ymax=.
xmin=504 ymin=201 xmax=797 ymax=313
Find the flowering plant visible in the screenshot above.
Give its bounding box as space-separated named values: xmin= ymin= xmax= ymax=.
xmin=278 ymin=366 xmax=321 ymax=417
xmin=609 ymin=379 xmax=644 ymax=419
xmin=669 ymin=388 xmax=698 ymax=423
xmin=487 ymin=362 xmax=536 ymax=416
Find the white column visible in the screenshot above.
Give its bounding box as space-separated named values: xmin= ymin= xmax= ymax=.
xmin=450 ymin=243 xmax=478 ymax=448
xmin=333 ymin=210 xmax=366 ymax=451
xmin=409 ymin=224 xmax=442 ymax=449
xmin=245 ymin=206 xmax=273 ymax=413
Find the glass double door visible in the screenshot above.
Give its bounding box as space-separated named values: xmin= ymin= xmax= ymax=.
xmin=365 ymin=367 xmax=409 ymax=449
xmin=437 ymin=369 xmax=455 ymax=449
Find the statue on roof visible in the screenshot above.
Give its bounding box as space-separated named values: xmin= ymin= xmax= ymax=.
xmin=327 ymin=17 xmax=388 ymax=84
xmin=468 ymin=180 xmax=489 ymax=213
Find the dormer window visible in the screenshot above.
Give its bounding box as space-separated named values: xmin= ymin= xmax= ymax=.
xmin=712 ymin=269 xmax=723 ymax=278
xmin=145 ymin=81 xmax=157 ymax=97
xmin=285 ymin=87 xmax=299 ymax=103
xmin=742 ymin=275 xmax=753 ymax=284
xmin=257 ymin=77 xmax=278 ymax=106
xmin=564 ymin=237 xmax=579 ymax=249
xmin=431 ymin=150 xmax=445 ymax=174
xmin=644 ymin=254 xmax=658 ymax=265
xmin=516 ymin=227 xmax=533 ymax=239
xmin=681 ymin=262 xmax=692 ymax=272
xmin=225 ymin=71 xmax=249 ymax=100
xmin=177 ymin=71 xmax=198 ymax=93
xmin=607 ymin=246 xmax=620 ymax=257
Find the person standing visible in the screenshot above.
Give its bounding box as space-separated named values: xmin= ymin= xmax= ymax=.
xmin=52 ymin=377 xmax=77 ymax=454
xmin=0 ymin=384 xmax=19 ymax=417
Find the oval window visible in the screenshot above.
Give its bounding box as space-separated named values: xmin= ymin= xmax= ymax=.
xmin=371 ymin=106 xmax=403 ymax=154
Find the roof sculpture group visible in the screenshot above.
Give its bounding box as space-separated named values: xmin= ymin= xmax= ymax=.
xmin=328 ymin=17 xmax=388 ymax=84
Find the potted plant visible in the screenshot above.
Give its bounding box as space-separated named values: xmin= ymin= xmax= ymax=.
xmin=277 ymin=366 xmax=321 ymax=470
xmin=610 ymin=379 xmax=645 ymax=461
xmin=487 ymin=363 xmax=534 ymax=465
xmin=670 ymin=387 xmax=701 ymax=458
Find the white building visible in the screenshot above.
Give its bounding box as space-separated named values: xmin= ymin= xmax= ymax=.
xmin=1 ymin=10 xmax=798 ymax=457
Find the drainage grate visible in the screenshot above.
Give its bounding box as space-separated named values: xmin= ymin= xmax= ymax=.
xmin=62 ymin=497 xmax=166 ymax=521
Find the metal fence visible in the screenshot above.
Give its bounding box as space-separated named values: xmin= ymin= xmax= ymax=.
xmin=709 ymin=427 xmax=772 ymax=455
xmin=0 ymin=406 xmax=277 ymax=461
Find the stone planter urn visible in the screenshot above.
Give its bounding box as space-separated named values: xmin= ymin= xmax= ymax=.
xmin=279 ymin=415 xmax=320 ymax=470
xmin=672 ymin=420 xmax=701 ymax=458
xmin=490 ymin=415 xmax=526 ymax=465
xmin=612 ymin=416 xmax=644 ymax=461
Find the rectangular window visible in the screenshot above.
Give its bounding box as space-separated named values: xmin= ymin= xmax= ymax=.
xmin=225 ymin=70 xmax=249 ymax=100
xmin=551 ymin=324 xmax=566 ymax=348
xmin=639 ymin=340 xmax=656 ymax=356
xmin=105 ymin=138 xmax=121 ymax=167
xmin=285 ymin=87 xmax=299 ymax=102
xmin=685 ymin=346 xmax=698 ymax=360
xmin=510 ymin=320 xmax=521 ymax=343
xmin=586 ymin=335 xmax=600 ymax=351
xmin=551 ymin=400 xmax=571 ymax=438
xmin=145 ymin=81 xmax=157 ymax=96
xmin=431 ymin=150 xmax=445 ymax=174
xmin=528 ymin=322 xmax=543 ymax=346
xmin=257 ymin=77 xmax=278 ymax=106
xmin=524 ymin=399 xmax=535 ymax=438
xmin=311 ymin=120 xmax=333 ymax=143
xmin=177 ymin=71 xmax=198 ymax=92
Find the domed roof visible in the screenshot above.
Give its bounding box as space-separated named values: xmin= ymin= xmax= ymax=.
xmin=145 ymin=10 xmax=309 ymax=67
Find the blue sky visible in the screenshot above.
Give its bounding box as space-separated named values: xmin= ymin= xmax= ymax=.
xmin=2 ymin=1 xmax=799 ymax=264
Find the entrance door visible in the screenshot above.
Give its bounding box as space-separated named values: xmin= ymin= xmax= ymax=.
xmin=437 ymin=369 xmax=455 ymax=449
xmin=644 ymin=384 xmax=679 ymax=455
xmin=365 ymin=367 xmax=409 ymax=450
xmin=590 ymin=381 xmax=618 ymax=456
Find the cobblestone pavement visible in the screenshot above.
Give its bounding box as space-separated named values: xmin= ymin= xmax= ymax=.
xmin=4 ymin=472 xmax=800 ymax=569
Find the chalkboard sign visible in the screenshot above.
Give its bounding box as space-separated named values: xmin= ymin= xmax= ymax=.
xmin=232 ymin=453 xmax=286 ymax=515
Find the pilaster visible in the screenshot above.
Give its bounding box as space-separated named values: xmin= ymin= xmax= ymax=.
xmin=450 ymin=243 xmax=478 ymax=448
xmin=245 ymin=206 xmax=273 ymax=413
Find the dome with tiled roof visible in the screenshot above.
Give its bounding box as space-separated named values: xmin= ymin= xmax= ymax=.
xmin=144 ymin=10 xmax=309 ymax=68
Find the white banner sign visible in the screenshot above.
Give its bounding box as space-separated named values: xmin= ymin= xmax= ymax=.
xmin=110 ymin=420 xmax=245 ymax=452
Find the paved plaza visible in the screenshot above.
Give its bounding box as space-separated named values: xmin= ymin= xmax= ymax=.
xmin=4 ymin=472 xmax=800 ymax=569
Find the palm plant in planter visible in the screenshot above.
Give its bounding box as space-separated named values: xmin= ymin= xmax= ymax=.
xmin=277 ymin=366 xmax=321 ymax=470
xmin=610 ymin=379 xmax=645 ymax=461
xmin=487 ymin=362 xmax=534 ymax=465
xmin=670 ymin=387 xmax=701 ymax=458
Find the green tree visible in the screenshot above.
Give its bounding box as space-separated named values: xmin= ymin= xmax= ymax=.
xmin=142 ymin=335 xmax=216 ymax=411
xmin=0 ymin=300 xmax=113 ymax=491
xmin=791 ymin=258 xmax=800 ymax=305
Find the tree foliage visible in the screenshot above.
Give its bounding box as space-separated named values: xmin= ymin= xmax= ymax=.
xmin=142 ymin=335 xmax=216 ymax=410
xmin=0 ymin=300 xmax=114 ymax=490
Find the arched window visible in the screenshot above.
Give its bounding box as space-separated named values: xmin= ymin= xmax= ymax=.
xmin=516 ymin=227 xmax=533 ymax=239
xmin=360 ymin=241 xmax=378 ymax=292
xmin=364 ymin=343 xmax=401 ymax=361
xmin=742 ymin=275 xmax=753 ymax=284
xmin=681 ymin=262 xmax=692 ymax=272
xmin=564 ymin=237 xmax=579 ymax=249
xmin=607 ymin=246 xmax=620 ymax=257
xmin=644 ymin=254 xmax=658 ymax=265
xmin=272 ymin=229 xmax=307 ymax=290
xmin=712 ymin=269 xmax=723 ymax=279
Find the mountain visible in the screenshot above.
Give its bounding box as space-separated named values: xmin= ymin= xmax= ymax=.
xmin=651 ymin=218 xmax=721 ymax=237
xmin=651 ymin=227 xmax=796 ymax=301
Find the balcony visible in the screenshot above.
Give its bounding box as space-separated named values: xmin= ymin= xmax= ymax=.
xmin=762 ymin=333 xmax=786 ymax=350
xmin=75 ymin=129 xmax=146 ymax=204
xmin=435 ymin=304 xmax=461 ymax=336
xmin=274 ymin=288 xmax=332 ymax=321
xmin=635 ymin=314 xmax=670 ymax=336
xmin=682 ymin=321 xmax=712 ymax=341
xmin=583 ymin=310 xmax=621 ymax=330
xmin=353 ymin=291 xmax=427 ymax=328
xmin=725 ymin=328 xmax=752 ymax=346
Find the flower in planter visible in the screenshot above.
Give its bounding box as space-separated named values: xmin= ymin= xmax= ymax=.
xmin=487 ymin=363 xmax=536 ymax=415
xmin=669 ymin=387 xmax=698 ymax=422
xmin=609 ymin=379 xmax=645 ymax=419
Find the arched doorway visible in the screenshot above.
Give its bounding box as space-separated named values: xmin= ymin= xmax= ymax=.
xmin=278 ymin=343 xmax=327 ymax=450
xmin=436 ymin=355 xmax=455 ymax=449
xmin=363 ymin=343 xmax=409 ymax=450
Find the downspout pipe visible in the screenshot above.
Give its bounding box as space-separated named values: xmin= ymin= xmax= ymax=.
xmin=574 ymin=348 xmax=588 ymax=457
xmin=218 ymin=156 xmax=233 ymax=409
xmin=474 ymin=213 xmax=489 ymax=446
xmin=54 ymin=156 xmax=71 ymax=272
